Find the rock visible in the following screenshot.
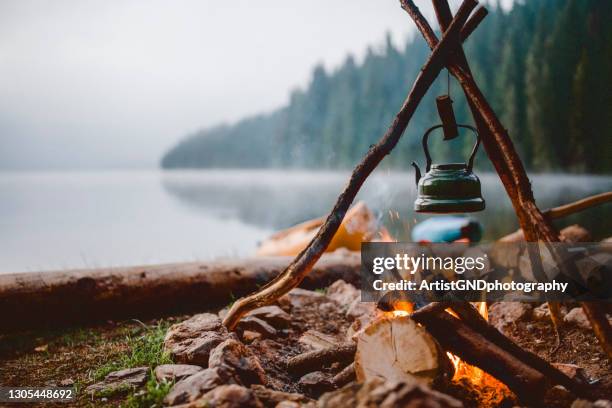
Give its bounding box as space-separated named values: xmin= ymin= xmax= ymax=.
xmin=209 ymin=339 xmax=267 ymax=386
xmin=164 ymin=313 xmax=229 ymax=365
xmin=298 ymin=330 xmax=340 ymax=351
xmin=326 ymin=280 xmax=360 ymax=306
xmin=571 ymin=400 xmax=612 ymax=408
xmin=241 ymin=330 xmax=262 ymax=343
xmin=59 ymin=378 xmax=74 ymax=386
xmin=251 ymin=384 xmax=312 ymax=406
xmin=199 ymin=385 xmax=263 ymax=408
xmin=317 ymin=379 xmax=463 ymax=408
xmin=489 ymin=302 xmax=532 ymax=332
xmin=85 ymin=367 xmax=148 ymax=395
xmin=560 ymin=225 xmax=592 ymax=243
xmin=284 ymin=288 xmax=323 ymax=308
xmin=298 ymin=371 xmax=334 ymax=396
xmin=164 ymin=367 xmax=235 ymax=406
xmin=564 ymin=307 xmax=592 ymax=330
xmin=247 ymin=305 xmax=292 ymax=328
xmin=552 ymin=363 xmax=588 ymax=383
xmin=346 ymin=299 xmax=376 ymax=322
xmin=154 ymin=364 xmax=203 ymax=383
xmin=238 ymin=316 xmax=277 ymax=338
xmin=317 ymin=378 xmax=463 ymax=408
xmin=533 ymin=303 xmax=551 ymax=321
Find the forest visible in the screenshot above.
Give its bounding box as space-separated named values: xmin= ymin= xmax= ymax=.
xmin=161 ymin=0 xmax=612 ymax=173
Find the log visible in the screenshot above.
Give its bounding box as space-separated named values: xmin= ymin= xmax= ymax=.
xmin=411 ymin=309 xmax=548 ymax=404
xmin=286 ymin=344 xmax=357 ymax=376
xmin=354 ymin=316 xmax=452 ymax=386
xmin=0 ymin=252 xmax=360 ymax=333
xmin=331 ymin=363 xmax=356 ymax=388
xmin=447 ymin=302 xmax=590 ymax=397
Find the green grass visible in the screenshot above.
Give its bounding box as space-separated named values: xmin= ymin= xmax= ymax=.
xmin=123 ymin=373 xmax=173 ymax=408
xmin=93 ymin=321 xmax=172 ymax=381
xmin=314 ymin=287 xmax=327 ymax=294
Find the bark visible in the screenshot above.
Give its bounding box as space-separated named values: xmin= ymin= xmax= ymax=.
xmin=0 ymin=252 xmax=359 ymax=333
xmin=286 ymin=344 xmax=357 ymax=376
xmin=221 ymin=0 xmax=480 ymax=331
xmin=411 ymin=309 xmax=548 ymax=404
xmin=447 ymin=302 xmax=591 ymax=397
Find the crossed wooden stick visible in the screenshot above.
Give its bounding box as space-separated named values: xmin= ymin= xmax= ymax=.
xmin=222 ymin=0 xmax=612 ymax=362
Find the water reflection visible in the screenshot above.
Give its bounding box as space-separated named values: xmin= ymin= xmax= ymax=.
xmin=161 ymin=170 xmax=612 ymax=241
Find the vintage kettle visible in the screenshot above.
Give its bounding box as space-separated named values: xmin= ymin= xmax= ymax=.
xmin=411 ymin=124 xmax=485 ymax=213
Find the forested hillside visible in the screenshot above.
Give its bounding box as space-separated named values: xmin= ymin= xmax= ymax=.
xmin=162 ymin=0 xmax=612 ymax=173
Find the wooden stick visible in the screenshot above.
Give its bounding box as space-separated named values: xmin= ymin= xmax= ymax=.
xmin=448 ymin=302 xmax=591 ymax=397
xmin=460 ymin=6 xmax=488 ymax=42
xmin=545 ymin=191 xmax=612 ymax=220
xmin=331 ymin=362 xmax=356 ymax=388
xmin=221 ymin=0 xmax=480 ymax=330
xmin=412 ymin=310 xmax=548 ymax=404
xmin=286 ymin=343 xmax=357 ymax=376
xmin=582 ymin=302 xmax=612 ymax=361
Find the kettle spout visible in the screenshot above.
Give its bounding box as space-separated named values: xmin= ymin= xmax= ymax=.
xmin=411 ymin=162 xmax=421 ymax=186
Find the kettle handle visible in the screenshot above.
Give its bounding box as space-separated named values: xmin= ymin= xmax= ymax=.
xmin=422 ymin=124 xmax=480 ymax=172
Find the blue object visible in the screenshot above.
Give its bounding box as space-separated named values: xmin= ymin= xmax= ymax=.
xmin=411 ymin=216 xmax=482 ymax=243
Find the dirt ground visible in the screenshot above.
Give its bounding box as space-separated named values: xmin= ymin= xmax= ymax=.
xmin=1 ymin=299 xmax=610 ymax=407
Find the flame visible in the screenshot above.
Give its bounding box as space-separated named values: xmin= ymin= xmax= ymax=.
xmin=446 ymin=302 xmax=488 ymax=383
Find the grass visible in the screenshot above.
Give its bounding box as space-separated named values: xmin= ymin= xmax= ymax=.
xmin=123 ymin=373 xmax=174 ymax=408
xmin=93 ymin=321 xmax=172 ymax=381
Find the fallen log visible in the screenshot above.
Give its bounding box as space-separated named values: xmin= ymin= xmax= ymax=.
xmin=286 ymin=343 xmax=356 ymax=376
xmin=411 ymin=309 xmax=547 ymax=404
xmin=354 ymin=315 xmax=452 ymax=386
xmin=0 ymin=252 xmax=359 ymax=333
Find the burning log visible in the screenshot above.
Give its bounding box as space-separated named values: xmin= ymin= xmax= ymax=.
xmin=286 ymin=344 xmax=356 ymax=376
xmin=447 ymin=302 xmax=591 ymax=397
xmin=411 ymin=307 xmax=548 ymax=404
xmin=354 ymin=315 xmax=453 ymax=386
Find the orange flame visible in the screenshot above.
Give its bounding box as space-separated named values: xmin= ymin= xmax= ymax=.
xmin=446 ymin=302 xmax=488 ymax=384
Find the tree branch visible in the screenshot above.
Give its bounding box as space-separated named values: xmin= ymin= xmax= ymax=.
xmin=221 ymin=0 xmax=480 ymax=330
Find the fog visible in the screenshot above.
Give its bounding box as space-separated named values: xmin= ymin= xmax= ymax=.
xmin=0 ymin=0 xmax=512 ymax=170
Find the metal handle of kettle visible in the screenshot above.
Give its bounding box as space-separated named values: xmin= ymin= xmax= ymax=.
xmin=422 ymin=124 xmax=480 ymax=172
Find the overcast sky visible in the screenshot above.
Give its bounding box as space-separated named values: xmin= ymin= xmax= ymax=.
xmin=0 ymin=0 xmax=512 ymax=170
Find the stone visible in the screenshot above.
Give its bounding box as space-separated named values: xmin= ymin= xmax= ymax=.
xmin=187 ymin=385 xmax=263 ymax=408
xmin=564 ymin=307 xmax=591 ymax=330
xmin=533 ymin=303 xmax=551 ymax=321
xmin=298 ymin=371 xmax=334 ymax=396
xmin=154 ymin=364 xmax=203 ymax=383
xmin=85 ymin=367 xmax=148 ymax=395
xmin=164 ymin=313 xmax=229 ymax=365
xmin=241 ymin=330 xmax=262 ymax=343
xmin=489 ymin=302 xmax=532 ymax=332
xmin=284 ymin=288 xmax=324 ymax=308
xmin=59 ymin=378 xmax=74 ymax=386
xmin=571 ymin=400 xmax=612 ymax=408
xmin=326 ymin=280 xmax=360 ymax=306
xmin=251 ymin=384 xmax=312 ymax=406
xmin=247 ymin=305 xmax=292 ymax=328
xmin=238 ymin=316 xmax=277 ymax=338
xmin=209 ymin=339 xmax=267 ymax=386
xmin=298 ymin=330 xmax=340 ymax=351
xmin=164 ymin=367 xmax=235 ymax=406
xmin=552 ymin=363 xmax=588 ymax=383
xmin=317 ymin=378 xmax=462 ymax=408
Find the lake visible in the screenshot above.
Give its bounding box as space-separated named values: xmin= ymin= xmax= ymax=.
xmin=1 ymin=169 xmax=610 ymax=273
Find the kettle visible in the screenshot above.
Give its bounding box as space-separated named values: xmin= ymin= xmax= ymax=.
xmin=411 ymin=124 xmax=485 ymax=213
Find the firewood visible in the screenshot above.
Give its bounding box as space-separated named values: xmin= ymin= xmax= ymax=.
xmin=286 ymin=344 xmax=356 ymax=376
xmin=411 ymin=308 xmax=548 ymax=404
xmin=0 ymin=252 xmax=359 ymax=333
xmin=447 ymin=302 xmax=591 ymax=397
xmin=354 ymin=316 xmax=452 ymax=386
xmin=331 ymin=363 xmax=356 ymax=388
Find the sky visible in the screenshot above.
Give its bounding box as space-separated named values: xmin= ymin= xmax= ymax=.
xmin=0 ymin=0 xmax=513 ymax=170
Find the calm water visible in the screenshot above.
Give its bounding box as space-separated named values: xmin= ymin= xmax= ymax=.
xmin=0 ymin=170 xmax=610 ymax=273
